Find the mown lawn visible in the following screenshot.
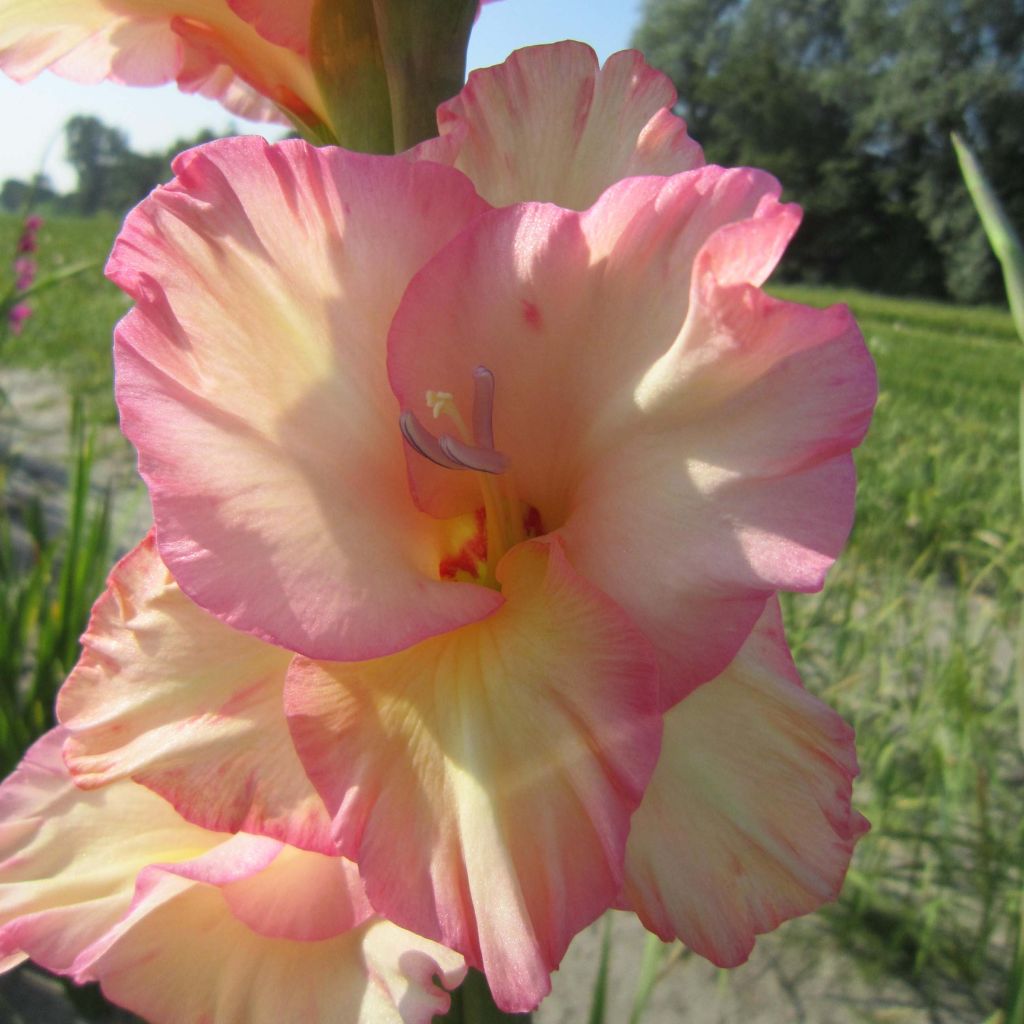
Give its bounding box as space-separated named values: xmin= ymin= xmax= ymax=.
xmin=1 ymin=214 xmax=1022 ymax=1019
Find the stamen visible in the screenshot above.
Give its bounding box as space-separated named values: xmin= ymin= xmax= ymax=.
xmin=426 ymin=390 xmax=455 ymax=420
xmin=399 ymin=365 xmax=509 ymax=474
xmin=399 ymin=410 xmax=463 ymax=470
xmin=472 ymin=366 xmax=496 ymax=450
xmin=439 ymin=435 xmax=509 ymax=475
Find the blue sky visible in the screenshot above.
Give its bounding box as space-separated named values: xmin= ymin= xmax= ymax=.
xmin=0 ymin=0 xmax=641 ymax=191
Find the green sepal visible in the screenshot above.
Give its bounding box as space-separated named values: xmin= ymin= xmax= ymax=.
xmin=309 ymin=0 xmax=395 ymax=153
xmin=372 ymin=0 xmax=478 ymax=151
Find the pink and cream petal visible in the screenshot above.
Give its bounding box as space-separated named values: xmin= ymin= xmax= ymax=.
xmin=0 ymin=731 xmax=465 ymax=1022
xmin=388 ymin=166 xmax=875 ymax=704
xmin=621 ymin=599 xmax=869 ymax=966
xmin=0 ymin=729 xmax=222 ymax=974
xmin=285 ymin=538 xmax=661 ymax=1013
xmin=111 ymin=137 xmax=501 ymax=662
xmin=81 ymin=853 xmax=465 ymax=1024
xmin=0 ymin=0 xmax=321 ymax=125
xmin=412 ymin=41 xmax=703 ymax=208
xmin=227 ymin=0 xmax=312 ymax=53
xmin=0 ymin=0 xmax=178 ymax=85
xmin=56 ymin=533 xmax=334 ymax=854
xmin=219 ymin=842 xmax=372 ymax=940
xmin=388 ymin=168 xmax=778 ymax=524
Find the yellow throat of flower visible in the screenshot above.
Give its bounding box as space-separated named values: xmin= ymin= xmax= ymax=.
xmin=400 ymin=367 xmax=539 ymax=588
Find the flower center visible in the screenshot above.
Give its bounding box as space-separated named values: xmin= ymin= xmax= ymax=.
xmin=400 ymin=367 xmax=539 ymax=585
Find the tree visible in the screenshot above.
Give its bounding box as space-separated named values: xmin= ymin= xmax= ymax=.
xmin=64 ymin=115 xmax=131 ymax=215
xmin=62 ymin=118 xmax=234 ymax=216
xmin=634 ymin=0 xmax=1024 ymax=302
xmin=1 ymin=176 xmax=57 ymax=213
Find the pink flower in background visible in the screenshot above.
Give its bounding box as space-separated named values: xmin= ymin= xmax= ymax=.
xmin=0 ymin=726 xmax=466 ymax=1023
xmin=14 ymin=214 xmax=40 ymax=254
xmin=13 ymin=256 xmax=34 ymax=291
xmin=28 ymin=41 xmax=877 ymax=1014
xmin=7 ymin=300 xmax=31 ymax=334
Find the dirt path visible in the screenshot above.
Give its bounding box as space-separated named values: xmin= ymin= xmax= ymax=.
xmin=0 ymin=367 xmax=151 ymax=556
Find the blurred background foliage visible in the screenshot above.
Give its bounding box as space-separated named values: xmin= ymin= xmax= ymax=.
xmin=635 ymin=0 xmax=1024 ymax=304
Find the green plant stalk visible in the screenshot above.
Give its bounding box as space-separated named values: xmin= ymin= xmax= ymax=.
xmin=952 ymin=128 xmax=1024 ymax=1024
xmin=305 ymin=0 xmax=477 ymax=153
xmin=0 ymin=397 xmax=113 ymax=775
xmin=629 ymin=932 xmax=672 ymax=1024
xmin=586 ymin=913 xmax=613 ymax=1024
xmin=309 ymin=0 xmax=394 ymax=152
xmin=371 ymin=0 xmax=477 ymax=151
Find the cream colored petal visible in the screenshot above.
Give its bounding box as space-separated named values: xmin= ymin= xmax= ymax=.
xmin=622 ymin=599 xmax=868 ymax=965
xmin=286 ymin=538 xmax=661 ymax=1013
xmin=58 ymin=533 xmax=334 ymax=853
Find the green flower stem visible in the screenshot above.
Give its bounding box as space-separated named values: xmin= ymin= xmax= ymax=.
xmin=952 ymin=129 xmax=1024 ymax=1024
xmin=309 ymin=0 xmax=395 ymax=153
xmin=436 ymin=970 xmax=533 ymax=1024
xmin=372 ymin=0 xmax=478 ymax=152
xmin=305 ymin=0 xmax=477 ymax=153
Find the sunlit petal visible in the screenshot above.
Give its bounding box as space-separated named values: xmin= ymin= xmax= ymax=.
xmin=412 ymin=41 xmax=703 ymax=208
xmin=57 ymin=533 xmax=334 ymax=853
xmin=0 ymin=730 xmax=466 ymax=1023
xmin=111 ymin=137 xmax=500 ymax=662
xmin=0 ymin=0 xmax=322 ymax=124
xmin=388 ymin=166 xmax=876 ymax=705
xmin=228 ymin=0 xmax=312 ymax=53
xmin=621 ymin=599 xmax=869 ymax=965
xmin=286 ymin=538 xmax=661 ymax=1013
xmin=0 ymin=730 xmax=221 ymax=973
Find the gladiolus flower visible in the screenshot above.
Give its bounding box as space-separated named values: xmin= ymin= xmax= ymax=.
xmin=7 ymin=300 xmax=31 ymax=334
xmin=21 ymin=42 xmax=875 ymax=1015
xmin=14 ymin=215 xmax=39 ymax=254
xmin=0 ymin=728 xmax=466 ymax=1023
xmin=13 ymin=256 xmax=34 ymax=291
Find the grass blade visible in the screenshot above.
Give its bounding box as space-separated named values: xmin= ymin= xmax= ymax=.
xmin=586 ymin=913 xmax=613 ymax=1024
xmin=628 ymin=932 xmax=672 ymax=1024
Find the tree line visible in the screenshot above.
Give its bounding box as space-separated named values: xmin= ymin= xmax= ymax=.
xmin=1 ymin=117 xmax=226 ymax=219
xmin=634 ymin=0 xmax=1024 ymax=303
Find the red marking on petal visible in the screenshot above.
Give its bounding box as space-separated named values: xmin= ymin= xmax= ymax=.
xmin=521 ymin=299 xmax=542 ymax=331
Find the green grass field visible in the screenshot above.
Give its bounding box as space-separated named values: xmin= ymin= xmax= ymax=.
xmin=1 ymin=214 xmax=1022 ymax=1020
